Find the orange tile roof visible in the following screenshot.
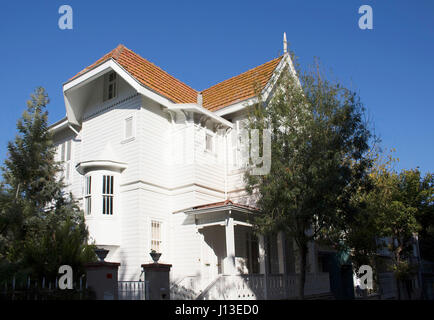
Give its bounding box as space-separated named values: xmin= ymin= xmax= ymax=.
xmin=201 ymin=56 xmax=283 ymax=112
xmin=69 ymin=44 xmax=283 ymax=112
xmin=69 ymin=44 xmax=198 ymax=104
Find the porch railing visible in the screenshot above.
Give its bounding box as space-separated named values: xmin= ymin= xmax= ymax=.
xmin=198 ymin=273 xmax=331 ymax=300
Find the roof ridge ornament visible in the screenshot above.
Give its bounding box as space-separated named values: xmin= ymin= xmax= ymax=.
xmin=283 ymin=32 xmax=287 ymax=54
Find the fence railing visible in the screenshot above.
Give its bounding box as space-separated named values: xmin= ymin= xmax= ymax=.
xmin=378 ymin=272 xmax=398 ymax=299
xmin=118 ymin=281 xmax=147 ymax=300
xmin=1 ymin=275 xmax=92 ymax=300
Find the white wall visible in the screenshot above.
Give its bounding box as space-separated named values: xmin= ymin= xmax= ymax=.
xmin=52 ymin=69 xmax=284 ymax=283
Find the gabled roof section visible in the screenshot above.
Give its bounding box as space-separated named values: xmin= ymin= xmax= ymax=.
xmin=201 ymin=56 xmax=283 ymax=112
xmin=69 ymin=44 xmax=198 ymax=104
xmin=68 ymin=44 xmax=283 ymax=112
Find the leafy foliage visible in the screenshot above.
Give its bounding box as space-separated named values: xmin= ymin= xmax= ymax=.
xmin=245 ymin=57 xmax=373 ymax=298
xmin=0 ymin=87 xmax=95 ymax=281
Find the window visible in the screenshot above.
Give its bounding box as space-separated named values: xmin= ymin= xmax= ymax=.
xmin=105 ymin=72 xmax=117 ymax=101
xmin=231 ymin=127 xmax=238 ymax=168
xmin=232 ymin=120 xmax=248 ymax=169
xmin=151 ymin=220 xmax=162 ymax=252
xmin=65 ymin=140 xmax=72 ymax=181
xmin=102 ymin=175 xmax=114 ymax=215
xmin=84 ymin=176 xmax=92 ymax=215
xmin=59 ymin=140 xmax=72 ymax=182
xmin=60 ymin=143 xmax=65 ymax=161
xmin=205 ymin=133 xmax=213 ymax=152
xmin=125 ymin=116 xmax=133 ymax=139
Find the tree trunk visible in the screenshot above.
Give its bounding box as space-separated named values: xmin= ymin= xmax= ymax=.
xmin=395 ymin=245 xmax=402 ymax=300
xmin=298 ymin=243 xmax=308 ymax=299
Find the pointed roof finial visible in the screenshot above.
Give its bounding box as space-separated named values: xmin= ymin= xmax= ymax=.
xmin=283 ymin=32 xmax=287 ymax=54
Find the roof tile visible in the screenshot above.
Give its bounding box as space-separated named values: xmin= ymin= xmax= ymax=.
xmin=201 ymin=56 xmax=283 ymax=112
xmin=69 ymin=44 xmax=283 ymax=112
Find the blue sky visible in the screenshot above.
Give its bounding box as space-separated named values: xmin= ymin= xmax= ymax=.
xmin=0 ymin=0 xmax=432 ymax=174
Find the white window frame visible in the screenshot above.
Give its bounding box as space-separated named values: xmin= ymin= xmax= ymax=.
xmin=122 ymin=114 xmax=135 ymax=142
xmin=150 ymin=219 xmax=163 ymax=253
xmin=205 ymin=132 xmax=214 ymax=153
xmin=102 ymin=175 xmax=114 ymax=215
xmin=58 ymin=140 xmax=73 ymax=183
xmin=104 ymin=71 xmax=117 ymax=101
xmin=84 ymin=175 xmax=92 ymax=215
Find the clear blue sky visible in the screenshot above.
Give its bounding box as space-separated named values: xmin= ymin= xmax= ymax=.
xmin=0 ymin=0 xmax=432 ymax=174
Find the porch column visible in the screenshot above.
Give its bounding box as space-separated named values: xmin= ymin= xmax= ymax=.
xmin=259 ymin=235 xmax=265 ymax=273
xmin=308 ymin=241 xmax=317 ymax=273
xmin=224 ymin=214 xmax=236 ymax=275
xmin=259 ymin=234 xmax=269 ymax=299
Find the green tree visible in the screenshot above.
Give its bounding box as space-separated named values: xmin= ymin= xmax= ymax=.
xmin=245 ymin=58 xmax=373 ymax=299
xmin=0 ymin=87 xmax=95 ymax=281
xmin=416 ymin=172 xmax=434 ymax=262
xmin=364 ymin=155 xmax=433 ymax=299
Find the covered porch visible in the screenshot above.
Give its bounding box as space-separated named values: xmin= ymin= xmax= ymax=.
xmin=176 ymin=200 xmax=331 ymax=299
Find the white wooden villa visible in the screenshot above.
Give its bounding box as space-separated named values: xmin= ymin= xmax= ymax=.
xmin=49 ymin=36 xmax=336 ymax=299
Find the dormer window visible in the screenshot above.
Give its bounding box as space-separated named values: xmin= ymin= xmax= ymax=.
xmin=105 ymin=71 xmax=117 ymax=101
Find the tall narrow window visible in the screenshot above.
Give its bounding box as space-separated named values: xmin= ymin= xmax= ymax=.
xmin=151 ymin=220 xmax=162 ymax=252
xmin=59 ymin=140 xmax=72 ymax=182
xmin=102 ymin=175 xmax=114 ymax=215
xmin=205 ymin=133 xmax=213 ymax=152
xmin=106 ymin=72 xmax=117 ymax=101
xmin=231 ymin=121 xmax=243 ymax=169
xmin=65 ymin=140 xmax=72 ymax=181
xmin=125 ymin=116 xmax=133 ymax=139
xmin=84 ymin=176 xmax=92 ymax=215
xmin=60 ymin=143 xmax=65 ymax=162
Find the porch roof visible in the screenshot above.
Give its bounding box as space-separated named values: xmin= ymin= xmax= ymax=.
xmin=183 ymin=200 xmax=259 ymax=215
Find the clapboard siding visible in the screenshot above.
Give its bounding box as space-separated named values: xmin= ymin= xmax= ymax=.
xmin=119 ymin=187 xmax=143 ymax=280
xmin=169 ymin=212 xmax=202 ymax=280
xmin=51 ymin=71 xmax=257 ymax=282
